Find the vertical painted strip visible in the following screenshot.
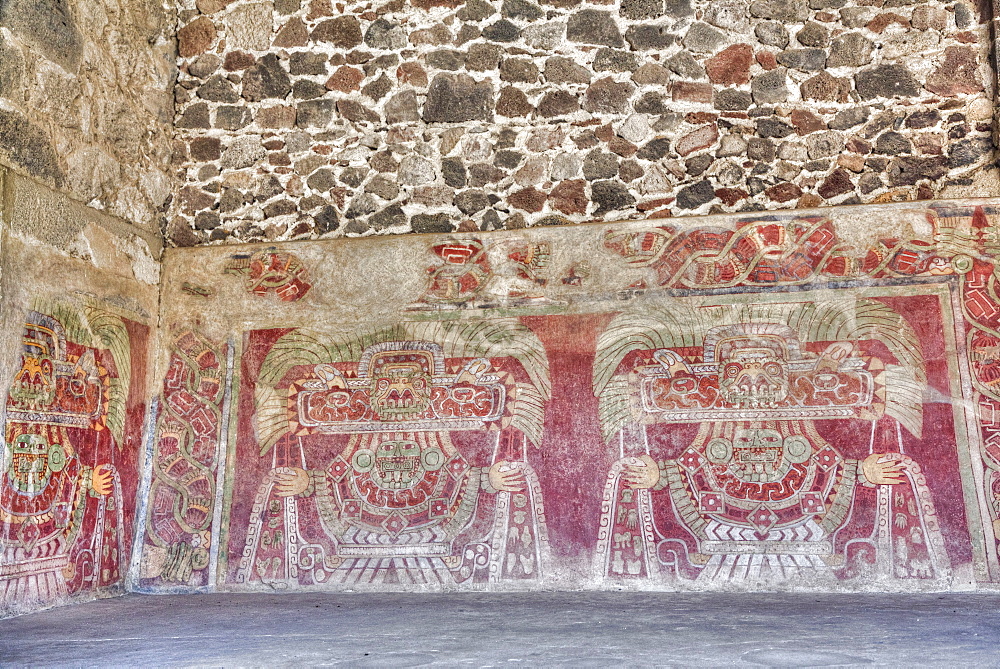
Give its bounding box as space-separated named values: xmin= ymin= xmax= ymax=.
xmin=207 ymin=338 xmax=236 ymax=586
xmin=216 ymin=335 xmax=243 ymax=586
xmin=126 ymin=396 xmax=159 ymax=591
xmin=947 ymin=284 xmax=998 ymax=581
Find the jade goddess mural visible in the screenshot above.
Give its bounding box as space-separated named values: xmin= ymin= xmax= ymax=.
xmin=233 ymin=319 xmax=552 ymax=587
xmin=594 ymin=298 xmax=951 ymax=585
xmin=0 ymin=300 xmax=141 ymax=608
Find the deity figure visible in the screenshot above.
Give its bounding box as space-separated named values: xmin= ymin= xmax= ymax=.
xmin=0 ymin=304 xmax=133 ymax=608
xmin=593 ymin=300 xmax=951 ymax=584
xmin=236 ymin=320 xmax=551 ymax=586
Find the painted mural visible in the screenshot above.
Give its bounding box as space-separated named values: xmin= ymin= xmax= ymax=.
xmin=407 ymin=238 xmax=556 ymax=309
xmin=228 ymin=321 xmax=552 ymax=587
xmin=593 ymin=299 xmax=952 ymax=585
xmin=150 ymin=199 xmax=1000 ymax=591
xmin=138 ymin=329 xmax=227 ymax=588
xmin=224 ymin=250 xmax=312 ymax=302
xmin=0 ymin=298 xmax=148 ymax=610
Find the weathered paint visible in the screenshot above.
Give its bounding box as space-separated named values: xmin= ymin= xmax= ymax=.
xmin=138 ymin=197 xmax=1000 ymax=592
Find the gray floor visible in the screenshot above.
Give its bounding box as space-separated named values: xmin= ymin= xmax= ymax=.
xmin=0 ymin=591 xmax=998 ymax=667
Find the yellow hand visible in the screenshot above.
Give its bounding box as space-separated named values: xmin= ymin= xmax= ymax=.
xmin=489 ymin=461 xmax=525 ymax=493
xmin=91 ymin=464 xmax=113 ymax=496
xmin=274 ymin=467 xmax=310 ymax=497
xmin=622 ymin=455 xmax=660 ymax=490
xmin=862 ymin=454 xmax=906 ymax=485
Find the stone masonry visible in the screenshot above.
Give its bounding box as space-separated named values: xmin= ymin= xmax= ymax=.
xmin=0 ymin=0 xmax=177 ymax=236
xmin=170 ymin=1 xmax=995 ymax=243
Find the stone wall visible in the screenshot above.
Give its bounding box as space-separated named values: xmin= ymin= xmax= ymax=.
xmin=0 ymin=169 xmax=160 ymax=617
xmin=168 ymin=0 xmax=998 ymax=245
xmin=143 ymin=197 xmax=1000 ymax=592
xmin=0 ymin=0 xmax=176 ymax=236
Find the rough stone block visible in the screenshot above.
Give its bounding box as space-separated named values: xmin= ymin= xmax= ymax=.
xmin=226 ymin=2 xmax=273 ymax=52
xmin=619 ymin=0 xmax=664 ymax=21
xmin=827 ymin=32 xmax=873 ymax=67
xmin=0 ymin=0 xmax=82 ymax=70
xmin=926 ymin=47 xmax=984 ymax=96
xmin=0 ymin=109 xmax=61 ymax=186
xmin=221 ymin=136 xmax=266 ymax=169
xmin=672 ymin=81 xmax=713 ymax=103
xmin=567 ymin=10 xmax=624 ymax=47
xmin=178 ymin=17 xmax=217 ymax=59
xmin=750 ymin=0 xmax=808 ymax=22
xmin=585 ymin=78 xmax=636 ymax=113
xmin=592 ymin=179 xmax=635 ymax=213
xmin=855 ymin=64 xmax=920 ymax=100
xmin=683 ymin=22 xmax=726 ymax=53
xmin=777 ymin=48 xmax=827 ymax=72
xmin=706 ymin=44 xmax=753 ymax=85
xmin=242 ymin=54 xmax=292 ymax=101
xmin=423 ymin=74 xmax=494 ymax=122
xmin=704 ymin=0 xmax=751 ymax=33
xmin=626 ymin=25 xmax=674 ymax=50
xmin=312 ymin=16 xmax=363 ymax=48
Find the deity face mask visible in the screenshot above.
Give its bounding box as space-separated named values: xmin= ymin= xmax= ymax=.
xmin=369 ymin=362 xmax=432 ymax=419
xmin=4 ymin=433 xmax=66 ymax=495
xmin=352 ymin=439 xmax=444 ymax=490
xmin=718 ymin=343 xmax=789 ymax=409
xmin=705 ymin=428 xmax=811 ymax=484
xmin=9 ymin=355 xmax=56 ymax=410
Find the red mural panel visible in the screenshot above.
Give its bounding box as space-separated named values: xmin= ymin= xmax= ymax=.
xmin=594 ymin=294 xmax=964 ymax=584
xmin=217 ymin=289 xmax=983 ymax=588
xmin=0 ymin=303 xmax=148 ymax=612
xmin=139 ymin=329 xmax=227 ymax=588
xmin=522 ymin=314 xmax=614 ymax=563
xmin=226 ymin=325 xmax=552 ymax=586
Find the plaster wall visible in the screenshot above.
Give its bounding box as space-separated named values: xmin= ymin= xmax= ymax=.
xmin=0 ymin=170 xmax=160 ymax=616
xmin=140 ymin=196 xmax=1000 ymax=593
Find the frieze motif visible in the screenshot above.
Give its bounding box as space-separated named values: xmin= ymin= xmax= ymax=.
xmin=408 ymin=237 xmax=558 ymax=310
xmin=632 ymin=323 xmax=880 ymax=423
xmin=224 ymin=249 xmax=312 ymax=302
xmin=291 ymin=342 xmax=506 ymax=433
xmin=602 ymin=215 xmax=960 ymax=290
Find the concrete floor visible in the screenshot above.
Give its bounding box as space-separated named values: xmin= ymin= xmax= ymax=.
xmin=1 ymin=592 xmax=999 ymax=667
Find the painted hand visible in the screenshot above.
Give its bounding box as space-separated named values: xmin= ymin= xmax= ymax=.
xmin=622 ymin=455 xmax=660 ymax=490
xmin=91 ymin=464 xmax=113 ymax=496
xmin=274 ymin=467 xmax=310 ymax=497
xmin=488 ymin=461 xmax=525 ymax=493
xmin=862 ymin=454 xmax=906 ymax=485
